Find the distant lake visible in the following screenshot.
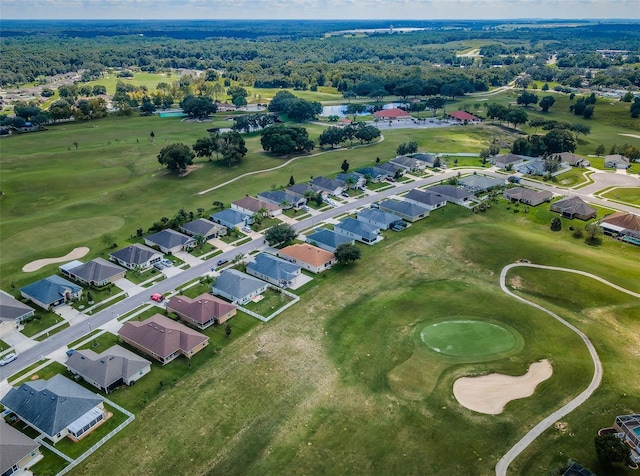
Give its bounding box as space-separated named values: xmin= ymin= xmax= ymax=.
xmin=321 ymin=102 xmax=407 ymax=117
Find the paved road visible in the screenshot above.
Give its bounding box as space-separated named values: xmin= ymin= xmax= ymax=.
xmin=495 ymin=263 xmax=640 ymax=476
xmin=2 ymin=169 xmax=638 ymax=384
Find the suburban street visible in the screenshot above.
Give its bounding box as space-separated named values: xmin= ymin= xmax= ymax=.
xmin=1 ymin=166 xmax=638 ymax=384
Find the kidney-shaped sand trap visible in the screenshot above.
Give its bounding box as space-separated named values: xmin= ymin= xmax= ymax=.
xmin=453 ymin=359 xmax=553 ymax=415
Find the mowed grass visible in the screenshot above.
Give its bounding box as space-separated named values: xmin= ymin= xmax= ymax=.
xmin=71 ymin=204 xmax=640 ymax=476
xmin=601 ymin=187 xmax=640 ymax=206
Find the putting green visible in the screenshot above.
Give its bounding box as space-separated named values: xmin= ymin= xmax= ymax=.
xmin=420 ymin=319 xmax=519 ymax=359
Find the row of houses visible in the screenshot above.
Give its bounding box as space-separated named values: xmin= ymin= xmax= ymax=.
xmin=491 ymin=152 xmax=631 ymax=174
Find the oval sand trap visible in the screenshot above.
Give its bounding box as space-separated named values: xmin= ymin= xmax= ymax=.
xmin=453 ymin=359 xmax=553 ymax=415
xmin=22 ymin=247 xmax=90 ymax=272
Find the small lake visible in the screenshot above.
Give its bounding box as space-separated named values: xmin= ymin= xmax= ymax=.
xmin=321 ymin=102 xmax=407 ymax=117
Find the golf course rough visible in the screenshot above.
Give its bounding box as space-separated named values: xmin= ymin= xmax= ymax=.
xmin=420 ymin=318 xmax=521 ymax=360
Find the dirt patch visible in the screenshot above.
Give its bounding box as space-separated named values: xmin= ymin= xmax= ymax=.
xmin=22 ymin=246 xmax=90 ymax=272
xmin=619 ymin=133 xmax=640 ymax=139
xmin=30 ymin=375 xmax=39 ymax=380
xmin=453 ymin=359 xmax=553 ymax=415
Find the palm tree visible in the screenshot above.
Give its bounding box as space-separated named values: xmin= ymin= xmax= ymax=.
xmin=345 ymin=176 xmax=358 ymax=190
xmin=193 ymin=233 xmax=206 ymax=249
xmin=280 ymin=200 xmax=292 ymax=210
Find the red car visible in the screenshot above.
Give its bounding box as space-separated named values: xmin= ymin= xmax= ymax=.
xmin=151 ymin=293 xmax=164 ymax=302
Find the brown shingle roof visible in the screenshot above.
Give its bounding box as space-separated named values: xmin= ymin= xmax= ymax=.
xmin=373 ymin=108 xmax=411 ymax=119
xmin=278 ymin=244 xmax=335 ymax=267
xmin=232 ymin=196 xmax=280 ymax=213
xmin=118 ymin=314 xmax=208 ymax=359
xmin=166 ymin=294 xmax=236 ymax=325
xmin=601 ymin=212 xmax=640 ymax=232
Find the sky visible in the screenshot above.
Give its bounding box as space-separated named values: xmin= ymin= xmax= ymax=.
xmin=1 ymin=0 xmax=638 ymax=20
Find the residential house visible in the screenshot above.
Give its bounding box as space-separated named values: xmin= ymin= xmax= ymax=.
xmin=246 ymin=253 xmax=302 ymax=288
xmin=286 ymin=183 xmax=316 ymax=199
xmin=310 ymin=176 xmax=345 ymax=196
xmin=212 ymin=269 xmax=269 ymax=305
xmin=378 ymin=199 xmax=429 ymax=222
xmin=491 ymin=153 xmax=534 ymax=169
xmin=600 ymin=212 xmax=640 ymax=244
xmin=604 ymin=154 xmax=630 ymax=169
xmin=277 ymin=244 xmax=336 ymax=274
xmin=428 ymin=185 xmax=474 ymax=206
xmin=210 ymin=208 xmax=254 ymax=230
xmin=448 ymin=110 xmax=481 ymax=123
xmin=354 ymin=166 xmax=390 ymax=182
xmin=373 ymin=108 xmax=411 ymax=120
xmin=556 ymin=152 xmax=590 ymax=168
xmin=550 ymin=196 xmax=597 ymax=220
xmin=0 ymin=374 xmax=105 ymax=443
xmin=503 ymin=187 xmax=553 ymax=206
xmin=613 ymin=414 xmax=640 ymax=464
xmin=404 ymin=189 xmax=447 ymax=210
xmin=390 ymin=155 xmax=426 ymax=172
xmin=118 ymin=314 xmax=209 ymax=364
xmin=60 ymin=258 xmax=126 ymax=287
xmin=66 ymin=345 xmax=151 ymax=393
xmin=232 ymin=196 xmax=282 ymax=217
xmin=144 ymin=229 xmax=196 ymax=254
xmin=334 ymin=217 xmax=382 ymax=245
xmin=167 ymin=293 xmax=237 ymax=328
xmin=180 ymin=218 xmax=227 ymax=240
xmin=376 ymin=161 xmax=403 ymax=177
xmin=0 ymin=290 xmax=34 ymax=337
xmin=356 ymin=208 xmax=402 ymax=230
xmin=257 ymin=190 xmax=306 ymax=209
xmin=0 ymin=421 xmax=41 ymax=476
xmin=518 ymin=159 xmax=547 ymax=176
xmin=109 ymin=243 xmax=162 ymax=270
xmin=215 ymin=102 xmax=236 ymax=112
xmin=335 ymin=173 xmax=366 ymax=189
xmin=412 ymin=153 xmax=439 ymax=168
xmin=459 ymin=174 xmax=505 ymax=192
xmin=20 ymin=275 xmax=82 ymax=310
xmin=305 ymin=228 xmax=355 ymax=252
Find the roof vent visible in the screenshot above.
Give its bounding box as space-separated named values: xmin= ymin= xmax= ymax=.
xmin=160 ymin=329 xmax=164 ymax=333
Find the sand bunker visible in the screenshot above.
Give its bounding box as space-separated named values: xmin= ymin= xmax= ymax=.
xmin=453 ymin=359 xmax=552 ymax=415
xmin=22 ymin=247 xmax=90 ymax=272
xmin=619 ymin=133 xmax=640 ymax=139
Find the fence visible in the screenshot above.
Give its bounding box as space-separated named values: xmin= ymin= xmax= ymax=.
xmin=238 ymin=285 xmax=300 ymax=323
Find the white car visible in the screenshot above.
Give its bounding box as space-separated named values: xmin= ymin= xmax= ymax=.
xmin=0 ymin=353 xmax=17 ymax=366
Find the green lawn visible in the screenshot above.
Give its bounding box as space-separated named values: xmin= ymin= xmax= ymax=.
xmin=11 ymin=361 xmax=67 ymax=386
xmin=20 ymin=311 xmax=65 ymax=338
xmin=72 ymin=203 xmax=640 ymax=476
xmin=241 ymin=288 xmax=294 ymax=317
xmin=553 ymin=168 xmax=595 ymax=188
xmin=600 ymin=187 xmax=640 ymax=206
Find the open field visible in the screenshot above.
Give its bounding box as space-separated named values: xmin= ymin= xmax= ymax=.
xmin=600 ymin=187 xmax=640 ymax=206
xmin=69 ymin=202 xmax=640 ymax=476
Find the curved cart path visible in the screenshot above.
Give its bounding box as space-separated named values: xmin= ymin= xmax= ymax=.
xmin=496 ymin=263 xmax=640 ymax=475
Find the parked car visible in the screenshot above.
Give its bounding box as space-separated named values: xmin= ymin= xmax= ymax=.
xmin=153 ymin=263 xmax=165 ymax=270
xmin=386 ymin=177 xmax=395 ymax=182
xmin=0 ymin=353 xmax=18 ymax=366
xmin=341 ymin=192 xmax=350 ymax=198
xmin=242 ymin=226 xmax=252 ymax=233
xmin=301 ymin=205 xmax=310 ymax=212
xmin=216 ymin=259 xmax=229 ymax=266
xmin=150 ymin=293 xmax=164 ymax=302
xmin=370 ymin=203 xmax=379 ymax=209
xmin=161 ymin=259 xmax=172 ymax=267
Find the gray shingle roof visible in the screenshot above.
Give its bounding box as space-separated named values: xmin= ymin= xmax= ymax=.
xmin=180 ymin=218 xmax=225 ymax=237
xmin=66 ymin=345 xmax=151 ymax=390
xmin=20 ymin=276 xmax=82 ymax=307
xmin=257 ymin=190 xmax=301 ymax=206
xmin=376 ymin=162 xmax=401 ymax=174
xmin=110 ymin=244 xmax=160 ymax=266
xmin=335 ymin=217 xmax=380 ymax=241
xmin=306 ymin=228 xmax=354 ymax=249
xmin=0 ymin=374 xmax=103 ymax=437
xmin=405 ymin=189 xmax=447 ymax=206
xmin=390 ymin=156 xmax=419 ymax=168
xmin=0 ymin=290 xmax=34 ymax=321
xmin=0 ymin=421 xmax=39 ymax=475
xmin=412 ymin=153 xmax=438 ymax=165
xmin=551 ymin=196 xmax=596 ymax=217
xmin=246 ymin=253 xmax=300 ymax=283
xmin=378 ymin=199 xmax=429 ymax=218
xmin=213 ymin=269 xmax=267 ymax=301
xmin=145 ymin=229 xmax=194 ymax=250
xmin=211 ymin=209 xmax=252 ymax=227
xmin=355 ymin=167 xmax=389 ymax=178
xmin=357 ymin=208 xmax=401 ymax=226
xmin=429 ymin=185 xmax=474 ymax=200
xmin=310 ymin=176 xmax=345 ymax=192
xmin=286 ymin=183 xmax=315 ymax=196
xmin=459 ymin=175 xmax=505 ymax=190
xmin=66 ymin=258 xmax=125 ymax=284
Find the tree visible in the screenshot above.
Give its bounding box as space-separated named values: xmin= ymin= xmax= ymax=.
xmin=595 ymin=144 xmax=606 ymax=156
xmin=353 ymin=123 xmax=380 ymax=143
xmin=571 ymin=123 xmax=591 ymax=139
xmin=487 ymin=103 xmax=508 ymax=123
xmin=480 ymin=149 xmax=491 ymax=164
xmin=219 ymin=131 xmax=247 ymax=166
xmin=335 ymin=243 xmax=361 ymax=264
xmin=286 ymin=98 xmax=322 ymax=122
xmin=425 ymin=96 xmax=446 ymax=116
xmin=268 ymin=90 xmax=296 ymax=112
xmin=582 ymin=105 xmax=594 ymax=119
xmin=288 ymin=175 xmax=295 ymax=186
xmin=140 ymin=99 xmax=156 ymax=116
xmin=264 ymin=223 xmax=297 ymax=246
xmin=544 ymin=155 xmax=562 ymax=174
xmin=550 ymin=217 xmax=562 ymax=231
xmin=192 ymin=136 xmax=216 ymax=160
xmin=157 ymin=143 xmax=195 ymax=173
xmin=318 ymin=127 xmax=345 ymax=148
xmin=516 ymin=91 xmax=539 ymax=108
xmin=594 ymin=434 xmax=631 ymax=466
xmin=514 ymin=73 xmax=532 ymax=89
xmin=539 ymin=96 xmax=556 ymax=112
xmin=584 ymin=223 xmax=604 ymax=244
xmin=49 ymin=99 xmax=74 ymax=121
xmin=101 ymin=233 xmax=115 ymax=248
xmin=506 ymin=109 xmax=528 ymax=129
xmin=544 ymin=129 xmax=577 ymax=153
xmin=180 ymin=95 xmax=216 ymax=118
xmin=341 ymin=160 xmax=350 ymax=173
xmin=225 ymin=324 xmax=232 ymax=337
xmin=260 ymin=124 xmax=314 ymax=155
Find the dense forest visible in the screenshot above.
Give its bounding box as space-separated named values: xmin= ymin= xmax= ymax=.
xmin=1 ymin=20 xmax=639 ymax=88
